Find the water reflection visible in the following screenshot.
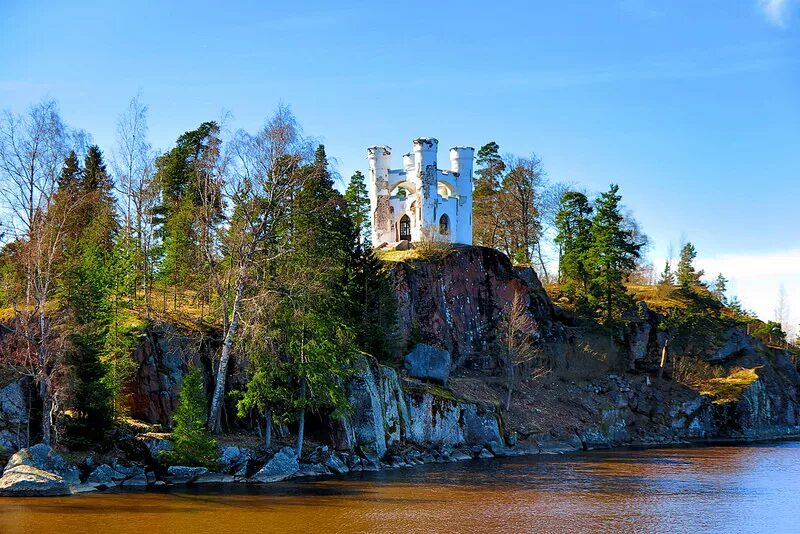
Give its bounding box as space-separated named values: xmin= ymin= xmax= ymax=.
xmin=1 ymin=442 xmax=797 ymax=534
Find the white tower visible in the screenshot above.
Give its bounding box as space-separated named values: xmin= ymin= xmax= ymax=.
xmin=367 ymin=145 xmax=392 ymax=245
xmin=449 ymin=146 xmax=474 ymax=244
xmin=412 ymin=137 xmax=439 ymax=239
xmin=367 ymin=137 xmax=473 ymax=248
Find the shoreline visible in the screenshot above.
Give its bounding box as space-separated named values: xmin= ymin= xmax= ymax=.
xmin=39 ymin=432 xmax=800 ymax=498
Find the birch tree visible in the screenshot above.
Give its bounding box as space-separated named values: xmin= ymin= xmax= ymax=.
xmin=496 ymin=288 xmax=540 ymax=411
xmin=0 ymin=101 xmax=70 ymax=443
xmin=113 ymin=95 xmax=157 ymax=312
xmin=207 ymin=106 xmax=310 ymax=432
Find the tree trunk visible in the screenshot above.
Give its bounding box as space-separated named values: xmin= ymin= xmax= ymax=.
xmin=295 ymin=378 xmax=306 ymax=458
xmin=264 ymin=409 xmax=272 ymax=450
xmin=208 ymin=274 xmax=245 ymax=433
xmin=658 ymin=340 xmax=669 ymax=380
xmin=536 ymin=242 xmax=549 ymax=283
xmin=40 ymin=379 xmax=52 ymax=445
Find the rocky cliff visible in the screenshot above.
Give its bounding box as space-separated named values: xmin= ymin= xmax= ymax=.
xmin=1 ymin=246 xmax=798 ymax=495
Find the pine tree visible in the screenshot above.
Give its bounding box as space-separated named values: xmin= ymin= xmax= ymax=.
xmin=586 ymin=184 xmax=642 ymax=322
xmin=712 ymin=273 xmax=728 ymax=303
xmin=554 ymin=191 xmax=593 ymax=292
xmin=677 ymin=242 xmax=704 ymax=287
xmin=154 ymin=122 xmax=223 ymax=301
xmin=344 ymin=170 xmax=371 ymax=245
xmin=166 ymin=368 xmax=218 ymax=467
xmin=658 ymin=260 xmax=675 ymax=286
xmin=472 ymin=142 xmax=505 ymax=247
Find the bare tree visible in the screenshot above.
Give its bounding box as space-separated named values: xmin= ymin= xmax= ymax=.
xmin=775 ymin=284 xmax=793 ymax=345
xmin=496 ymin=288 xmax=541 ymax=411
xmin=0 ymin=101 xmax=70 ymax=444
xmin=496 ymin=155 xmax=545 ymax=267
xmin=207 ymin=105 xmax=310 ymax=432
xmin=113 ymin=95 xmax=157 ymax=315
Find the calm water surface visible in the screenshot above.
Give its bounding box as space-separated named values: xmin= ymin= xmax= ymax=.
xmin=1 ymin=442 xmax=798 ymax=534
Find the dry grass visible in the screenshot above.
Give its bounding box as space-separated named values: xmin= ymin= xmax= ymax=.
xmin=375 ymin=249 xmax=423 ymax=262
xmin=375 ymin=240 xmax=454 ymax=263
xmin=697 ymin=367 xmax=760 ymax=405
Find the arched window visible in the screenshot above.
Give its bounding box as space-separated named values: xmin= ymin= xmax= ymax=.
xmin=399 ymin=214 xmax=411 ymax=241
xmin=439 ymin=214 xmax=450 ymax=236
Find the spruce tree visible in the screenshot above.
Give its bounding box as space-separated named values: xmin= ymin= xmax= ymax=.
xmin=712 ymin=273 xmax=728 ymax=303
xmin=677 ymin=242 xmax=704 ymax=287
xmin=554 ymin=191 xmax=593 ymax=292
xmin=658 ymin=260 xmax=675 ymax=286
xmin=57 ymin=151 xmax=82 ymax=191
xmin=167 ymin=368 xmax=218 ymax=467
xmin=344 ymin=170 xmax=371 ymax=245
xmin=586 ymin=184 xmax=642 ymax=322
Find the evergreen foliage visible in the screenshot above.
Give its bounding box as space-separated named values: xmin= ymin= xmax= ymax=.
xmin=163 ymin=368 xmax=218 ymax=468
xmin=677 ymin=242 xmax=704 ymax=287
xmin=344 ymin=170 xmax=371 ymax=244
xmin=659 ymin=260 xmax=675 ymax=286
xmin=712 ymin=273 xmax=728 ymax=304
xmin=554 ymin=191 xmax=593 ymax=293
xmin=585 ymin=185 xmax=642 ymax=322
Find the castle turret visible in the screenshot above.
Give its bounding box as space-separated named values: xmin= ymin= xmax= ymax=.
xmin=450 ymin=146 xmax=474 ymax=244
xmin=413 ymin=137 xmax=438 ymax=237
xmin=402 ymin=152 xmax=415 ymax=173
xmin=367 ymin=145 xmax=392 ymax=245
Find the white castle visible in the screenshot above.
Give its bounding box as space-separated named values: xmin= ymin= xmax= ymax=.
xmin=367 ymin=138 xmax=474 ymax=248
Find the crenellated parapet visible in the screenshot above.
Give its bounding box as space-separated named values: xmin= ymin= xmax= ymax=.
xmin=366 ymin=137 xmax=473 ymax=247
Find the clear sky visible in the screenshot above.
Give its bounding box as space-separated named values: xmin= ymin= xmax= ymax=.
xmin=1 ymin=0 xmax=798 ymax=328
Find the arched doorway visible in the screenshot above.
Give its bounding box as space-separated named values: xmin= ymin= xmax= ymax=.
xmin=439 ymin=214 xmax=450 ymax=236
xmin=399 ymin=214 xmax=411 ymax=241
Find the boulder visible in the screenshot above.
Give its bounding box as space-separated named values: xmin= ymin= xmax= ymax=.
xmin=450 ymin=449 xmax=473 ymax=462
xmin=165 ymin=466 xmax=208 ymax=484
xmin=218 ymin=446 xmax=251 ymax=474
xmin=121 ymin=473 xmax=148 ymax=486
xmin=478 ymin=448 xmax=494 ymax=459
xmin=404 ymin=344 xmax=451 ymax=385
xmin=296 ymin=463 xmax=329 ymax=477
xmin=195 ymin=472 xmax=235 ymax=484
xmin=0 ymin=465 xmax=71 ymax=496
xmin=323 ymin=453 xmax=349 ymax=474
xmin=249 ymin=447 xmax=298 ymax=483
xmin=4 ymin=443 xmax=80 ymax=486
xmin=0 ymin=379 xmax=30 ymax=453
xmin=87 ymin=464 xmax=125 ymax=488
xmin=358 ymin=450 xmax=382 ymax=471
xmin=139 ymin=436 xmax=173 ymax=461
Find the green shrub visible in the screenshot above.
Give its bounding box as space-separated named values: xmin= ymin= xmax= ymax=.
xmin=160 ymin=368 xmax=218 ymax=468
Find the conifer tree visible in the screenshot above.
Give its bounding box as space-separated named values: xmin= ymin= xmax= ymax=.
xmin=154 ymin=121 xmax=223 ymax=304
xmin=472 ymin=142 xmax=505 ymax=247
xmin=554 ymin=191 xmax=593 ymax=292
xmin=712 ymin=273 xmax=728 ymax=303
xmin=344 ymin=170 xmax=371 ymax=245
xmin=57 ymin=150 xmax=81 ymax=191
xmin=659 ymin=260 xmax=675 ymax=286
xmin=677 ymin=242 xmax=704 ymax=287
xmin=166 ymin=368 xmax=218 ymax=467
xmin=586 ymin=184 xmax=642 ymax=322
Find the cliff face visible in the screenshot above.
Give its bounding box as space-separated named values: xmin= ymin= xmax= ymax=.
xmin=3 ymin=247 xmax=796 ymax=462
xmin=389 ymin=246 xmax=558 ymax=368
xmin=383 ymin=246 xmax=800 ymax=448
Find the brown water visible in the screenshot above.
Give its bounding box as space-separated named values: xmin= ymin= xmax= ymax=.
xmin=1 ymin=442 xmax=798 ymax=534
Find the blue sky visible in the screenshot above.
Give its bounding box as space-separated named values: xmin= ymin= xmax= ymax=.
xmin=1 ymin=0 xmax=798 ymax=327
